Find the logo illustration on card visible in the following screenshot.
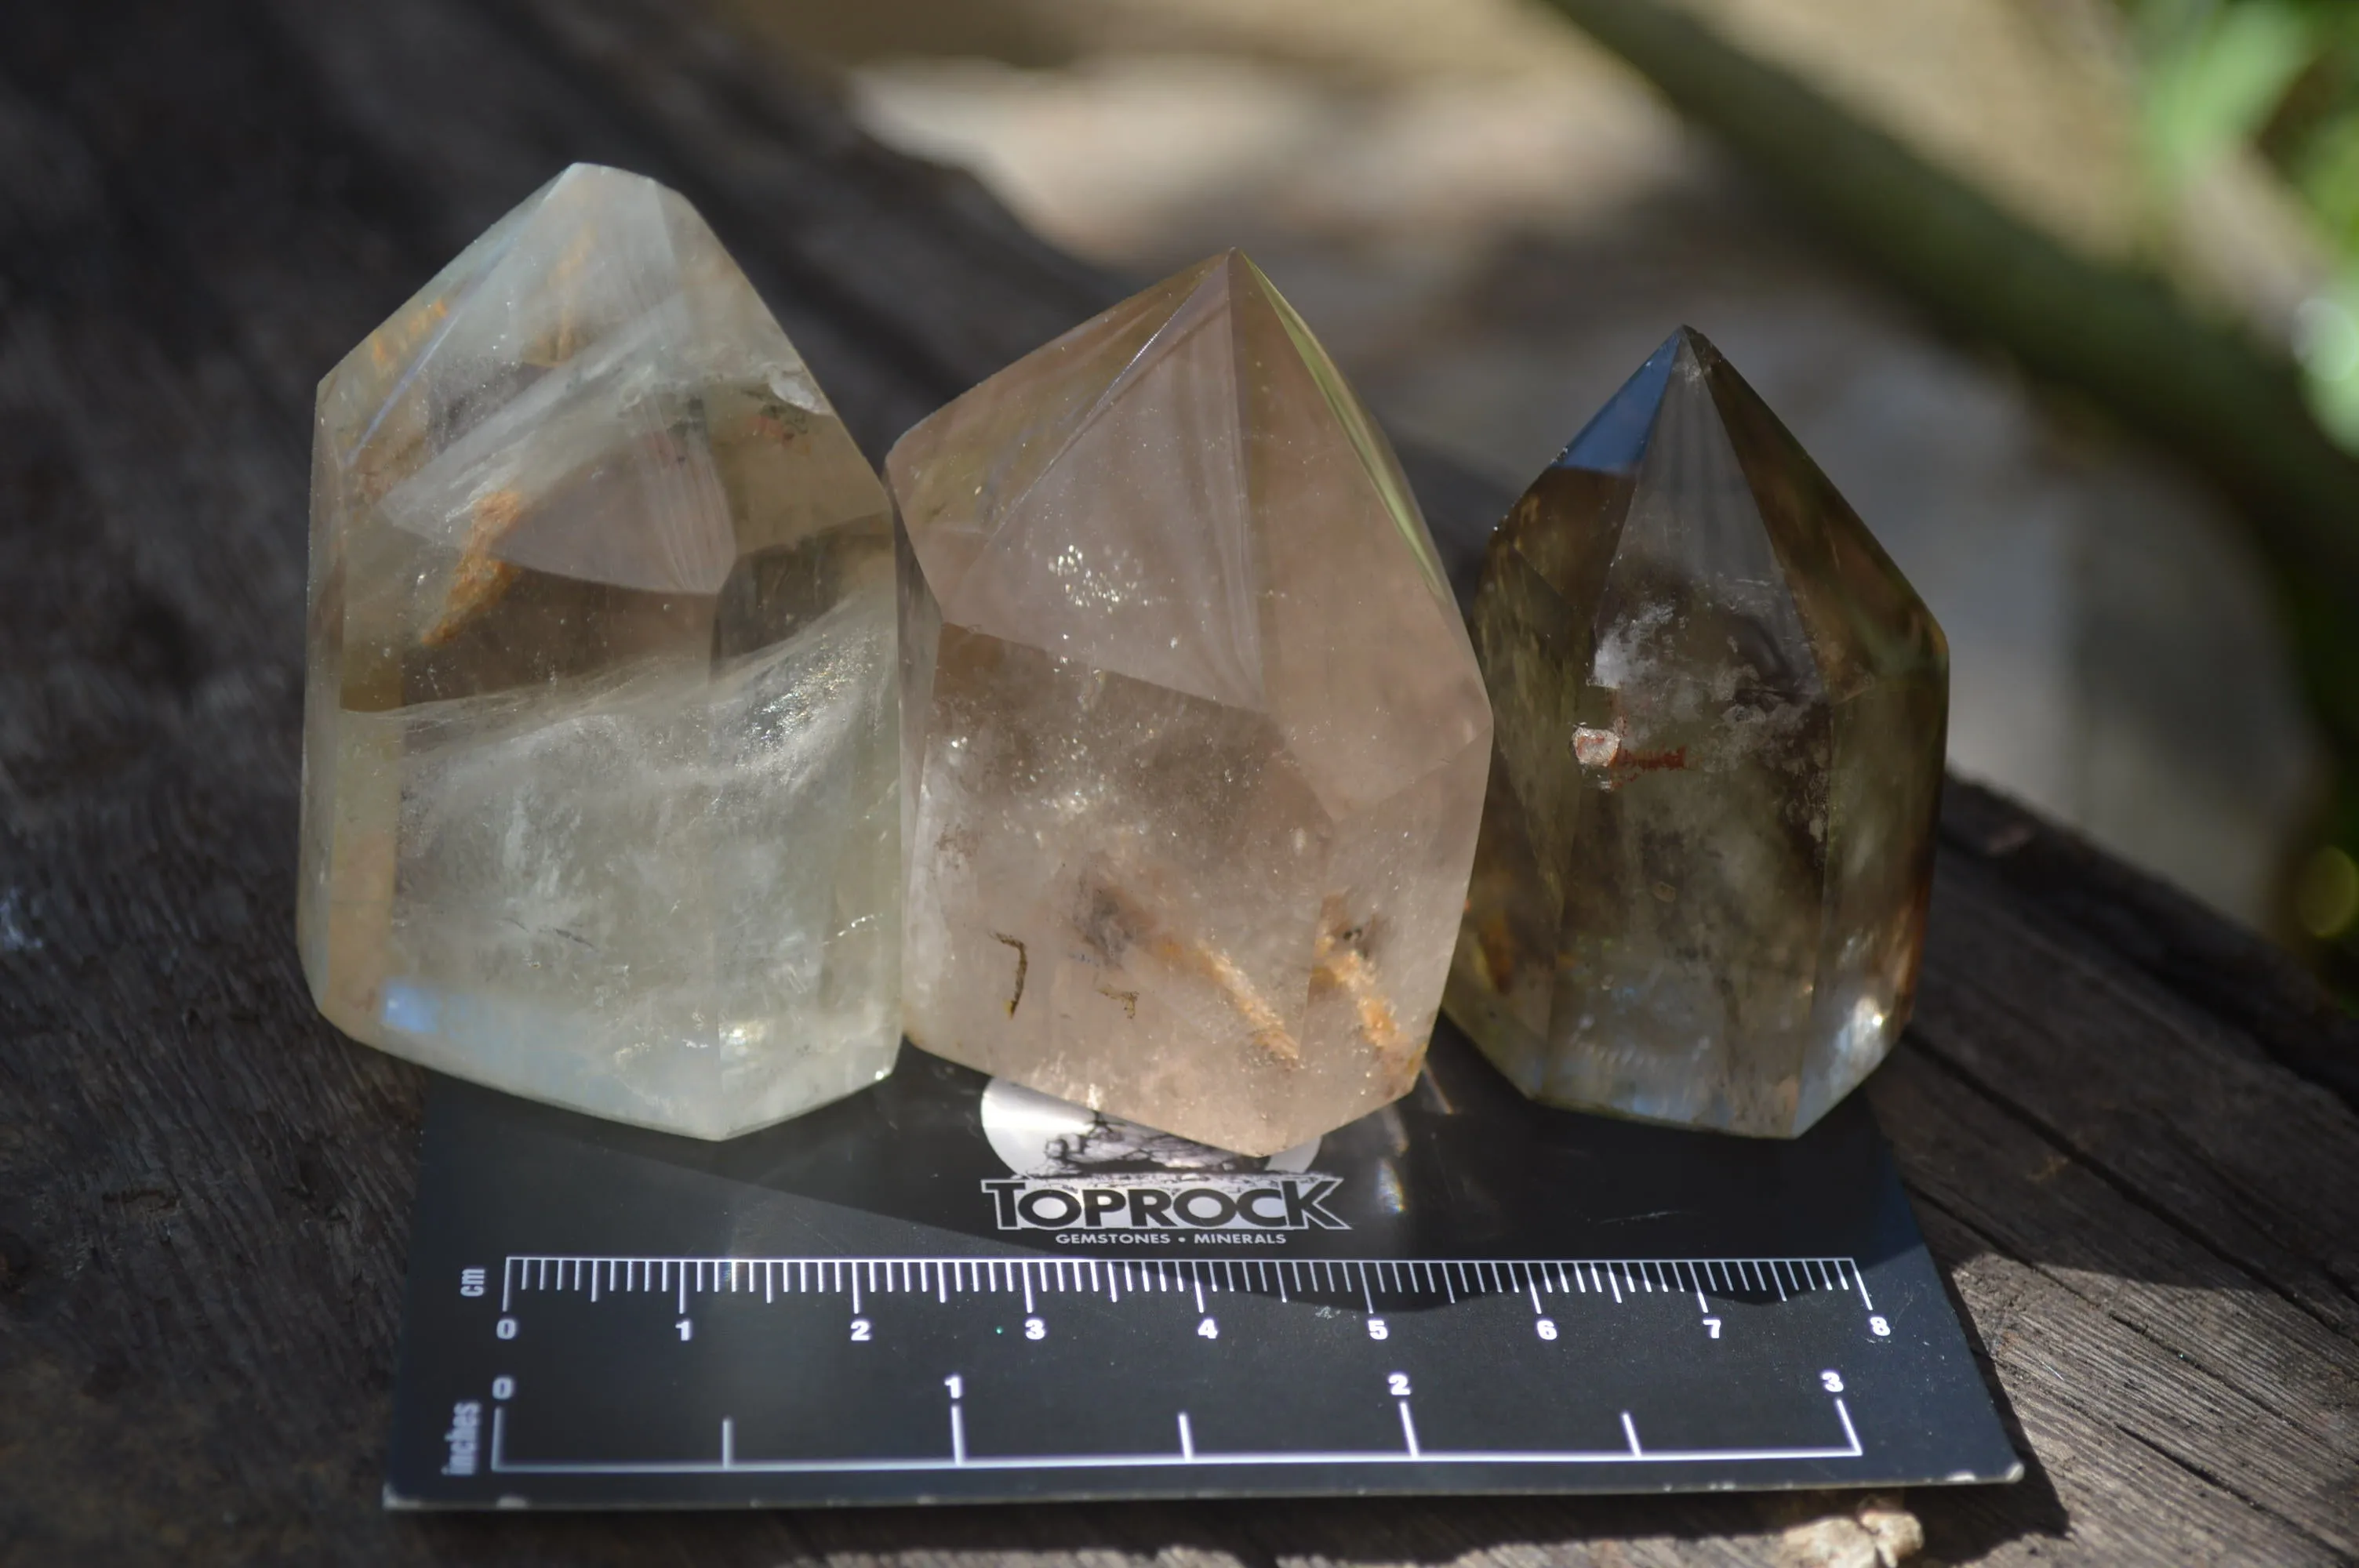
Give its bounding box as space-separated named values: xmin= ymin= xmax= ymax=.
xmin=976 ymin=1079 xmax=1347 ymax=1240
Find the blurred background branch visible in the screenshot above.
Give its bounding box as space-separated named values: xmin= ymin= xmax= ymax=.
xmin=1542 ymin=0 xmax=2359 ymax=597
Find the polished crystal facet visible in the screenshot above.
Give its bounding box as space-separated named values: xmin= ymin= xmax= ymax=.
xmin=1447 ymin=328 xmax=1947 ymax=1138
xmin=888 ymin=252 xmax=1492 ymax=1156
xmin=300 ymin=164 xmax=900 ymax=1138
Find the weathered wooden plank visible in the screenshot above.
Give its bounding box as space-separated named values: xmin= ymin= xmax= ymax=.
xmin=4 ymin=0 xmax=2356 ymax=1563
xmin=1871 ymin=1047 xmax=2359 ymax=1559
xmin=1909 ymin=854 xmax=2359 ymax=1338
xmin=1913 ymin=1206 xmax=2347 ymax=1566
xmin=1939 ymin=782 xmax=2359 ymax=1110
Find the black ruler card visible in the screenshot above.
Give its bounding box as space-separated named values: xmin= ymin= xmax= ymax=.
xmin=384 ymin=1026 xmax=2020 ymax=1508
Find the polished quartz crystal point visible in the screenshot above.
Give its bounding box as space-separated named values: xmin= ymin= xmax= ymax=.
xmin=888 ymin=252 xmax=1492 ymax=1156
xmin=300 ymin=164 xmax=901 ymax=1138
xmin=1447 ymin=327 xmax=1947 ymax=1138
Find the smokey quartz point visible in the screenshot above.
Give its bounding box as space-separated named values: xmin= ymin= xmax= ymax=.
xmin=1446 ymin=328 xmax=1947 ymax=1138
xmin=889 ymin=252 xmax=1492 ymax=1156
xmin=300 ymin=165 xmax=900 ymax=1138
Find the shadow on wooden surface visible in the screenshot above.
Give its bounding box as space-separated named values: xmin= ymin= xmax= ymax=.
xmin=1 ymin=0 xmax=2354 ymax=1563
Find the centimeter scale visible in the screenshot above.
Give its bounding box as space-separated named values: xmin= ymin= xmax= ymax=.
xmin=387 ymin=1032 xmax=2021 ymax=1508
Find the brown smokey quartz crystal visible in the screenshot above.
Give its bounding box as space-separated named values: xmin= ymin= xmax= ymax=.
xmin=1446 ymin=328 xmax=1947 ymax=1138
xmin=889 ymin=252 xmax=1492 ymax=1156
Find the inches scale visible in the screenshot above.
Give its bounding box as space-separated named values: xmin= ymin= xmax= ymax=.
xmin=387 ymin=1032 xmax=2020 ymax=1508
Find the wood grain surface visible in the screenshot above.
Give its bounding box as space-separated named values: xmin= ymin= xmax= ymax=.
xmin=2 ymin=2 xmax=2354 ymax=1563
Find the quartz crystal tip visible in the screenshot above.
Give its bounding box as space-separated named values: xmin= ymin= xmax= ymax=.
xmin=300 ymin=164 xmax=903 ymax=1139
xmin=1446 ymin=325 xmax=1948 ymax=1138
xmin=889 ymin=251 xmax=1492 ymax=1156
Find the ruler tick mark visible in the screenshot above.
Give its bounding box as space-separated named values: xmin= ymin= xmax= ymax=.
xmin=1622 ymin=1411 xmax=1642 ymax=1456
xmin=1398 ymin=1400 xmax=1422 ymax=1458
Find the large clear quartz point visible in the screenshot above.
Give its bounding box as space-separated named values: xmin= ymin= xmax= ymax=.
xmin=1447 ymin=327 xmax=1948 ymax=1138
xmin=888 ymin=252 xmax=1492 ymax=1156
xmin=300 ymin=164 xmax=901 ymax=1138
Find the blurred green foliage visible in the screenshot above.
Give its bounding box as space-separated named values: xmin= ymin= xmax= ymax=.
xmin=2129 ymin=1 xmax=2359 ymax=968
xmin=2128 ymin=0 xmax=2359 ymax=445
